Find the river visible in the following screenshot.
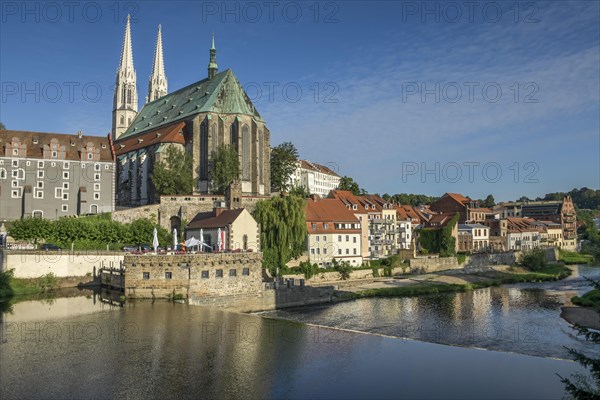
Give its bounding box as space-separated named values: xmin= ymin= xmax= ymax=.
xmin=0 ymin=265 xmax=597 ymax=399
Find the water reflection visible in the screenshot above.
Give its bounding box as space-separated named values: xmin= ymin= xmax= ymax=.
xmin=265 ymin=265 xmax=600 ymax=360
xmin=0 ymin=293 xmax=590 ymax=399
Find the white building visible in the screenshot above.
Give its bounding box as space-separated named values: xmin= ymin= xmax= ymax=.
xmin=457 ymin=224 xmax=490 ymax=252
xmin=305 ymin=198 xmax=363 ymax=267
xmin=289 ymin=160 xmax=341 ymax=197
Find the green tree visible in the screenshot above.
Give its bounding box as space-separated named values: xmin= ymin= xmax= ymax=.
xmin=483 ymin=194 xmax=495 ymax=208
xmin=338 ymin=176 xmax=362 ymax=195
xmin=253 ymin=195 xmax=307 ymax=274
xmin=289 ymin=185 xmax=310 ymax=198
xmin=210 ymin=144 xmax=240 ymax=194
xmin=151 ymin=146 xmax=193 ymax=196
xmin=270 ymin=142 xmax=299 ymax=193
xmin=8 ymin=217 xmax=53 ymax=243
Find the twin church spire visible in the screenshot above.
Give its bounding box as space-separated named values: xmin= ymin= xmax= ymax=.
xmin=112 ymin=17 xmax=218 ymax=140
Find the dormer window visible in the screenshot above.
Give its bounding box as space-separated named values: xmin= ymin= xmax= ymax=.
xmin=52 ymin=151 xmax=58 ymax=158
xmin=87 ymin=153 xmax=93 ymax=160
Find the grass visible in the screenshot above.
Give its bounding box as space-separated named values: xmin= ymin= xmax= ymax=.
xmin=351 ymin=263 xmax=572 ymax=299
xmin=559 ymin=250 xmax=594 ymax=265
xmin=572 ymin=289 xmax=600 ymax=309
xmin=0 ymin=270 xmax=60 ymax=301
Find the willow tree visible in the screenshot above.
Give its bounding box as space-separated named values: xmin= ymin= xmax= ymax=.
xmin=253 ymin=195 xmax=307 ymax=274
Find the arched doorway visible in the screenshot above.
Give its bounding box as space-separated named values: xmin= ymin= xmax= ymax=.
xmin=170 ymin=216 xmax=181 ymax=233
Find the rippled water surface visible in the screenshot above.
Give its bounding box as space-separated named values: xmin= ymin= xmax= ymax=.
xmin=263 ymin=265 xmax=600 ymax=359
xmin=0 ymin=265 xmax=597 ymax=399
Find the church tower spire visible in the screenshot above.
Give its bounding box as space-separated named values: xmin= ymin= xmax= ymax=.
xmin=147 ymin=24 xmax=168 ymax=103
xmin=207 ymin=33 xmax=218 ymax=79
xmin=112 ymin=14 xmax=139 ymax=141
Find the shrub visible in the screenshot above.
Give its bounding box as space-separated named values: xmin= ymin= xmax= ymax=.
xmin=372 ymin=266 xmax=380 ymax=277
xmin=36 ymin=273 xmax=58 ymax=292
xmin=332 ymin=259 xmax=353 ymax=280
xmin=298 ymin=261 xmax=320 ymax=280
xmin=520 ymin=248 xmax=547 ymax=272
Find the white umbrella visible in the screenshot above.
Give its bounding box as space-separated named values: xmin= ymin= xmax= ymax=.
xmin=152 ymin=228 xmax=159 ymax=253
xmin=200 ymin=229 xmax=204 ymax=252
xmin=173 ymin=228 xmax=178 ymax=249
xmin=185 ymin=237 xmax=201 ymax=247
xmin=217 ymin=228 xmax=222 ymax=251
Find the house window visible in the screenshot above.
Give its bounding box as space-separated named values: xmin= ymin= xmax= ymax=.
xmin=11 ymin=180 xmax=18 ymax=188
xmin=12 ymin=160 xmax=18 ymax=167
xmin=55 ymin=187 xmax=63 ymax=198
xmin=312 ymin=223 xmax=317 ymax=230
xmin=104 ymin=165 xmax=110 ymax=170
xmin=94 ymin=193 xmax=100 ymax=200
xmin=94 ymin=183 xmax=100 ymax=191
xmin=52 ymin=151 xmax=57 ymax=158
xmin=63 ymin=171 xmax=69 ymax=180
xmin=229 ymin=269 xmax=237 ymax=277
xmin=353 ymin=237 xmax=357 ymax=243
xmin=201 ymin=270 xmax=209 ymax=279
xmin=94 ymin=164 xmax=100 ymax=171
xmin=324 ymin=223 xmax=329 ymax=229
xmin=0 ymin=168 xmax=5 ymax=179
xmin=37 ymin=170 xmax=44 ymax=179
xmin=32 ymin=210 xmax=43 ymax=218
xmin=354 ymin=248 xmax=357 ymax=255
xmin=12 ymin=148 xmax=18 ymax=156
xmin=62 ymin=204 xmax=68 ymax=212
xmin=87 ymin=153 xmax=93 ymax=160
xmin=63 ymin=182 xmax=69 ymax=190
xmin=11 ymin=189 xmax=21 ymax=198
xmin=62 ymin=193 xmax=69 ymax=200
xmin=94 ymin=173 xmax=101 ymax=181
xmin=316 ymin=236 xmax=320 ymax=242
xmin=346 ymin=235 xmax=349 ymax=242
xmin=165 ymin=272 xmax=172 ymax=279
xmin=63 ymin=162 xmax=69 ymax=169
xmin=338 ymin=235 xmax=342 ymax=242
xmin=242 ymin=268 xmax=250 ymax=276
xmin=34 ymin=190 xmax=43 ymax=199
xmin=316 ymin=248 xmax=320 ymax=254
xmin=310 ymin=248 xmax=315 ymax=254
xmin=323 ymin=235 xmax=326 ymax=241
xmin=346 ymin=249 xmax=349 ymax=254
xmin=215 ymin=269 xmax=223 ymax=278
xmin=38 ymin=161 xmax=44 ymax=168
xmin=338 ymin=249 xmax=342 ymax=255
xmin=37 ymin=181 xmax=44 ymax=189
xmin=143 ymin=272 xmax=150 ymax=280
xmin=323 ymin=248 xmax=327 ymax=254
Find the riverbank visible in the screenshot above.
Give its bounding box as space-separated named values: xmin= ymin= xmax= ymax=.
xmin=560 ymin=306 xmax=600 ymax=330
xmin=0 ymin=271 xmax=94 ymax=302
xmin=342 ymin=263 xmax=571 ymax=300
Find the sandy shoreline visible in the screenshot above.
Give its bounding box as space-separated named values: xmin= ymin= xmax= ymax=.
xmin=560 ymin=306 xmax=600 ymax=330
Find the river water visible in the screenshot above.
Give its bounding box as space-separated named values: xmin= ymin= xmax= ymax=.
xmin=0 ymin=265 xmax=597 ymax=399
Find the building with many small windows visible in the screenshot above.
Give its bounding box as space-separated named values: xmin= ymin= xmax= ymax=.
xmin=305 ymin=197 xmax=363 ymax=267
xmin=0 ymin=130 xmax=115 ymax=221
xmin=288 ymin=160 xmax=341 ymax=197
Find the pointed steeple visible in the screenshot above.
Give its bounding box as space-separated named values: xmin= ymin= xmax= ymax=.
xmin=147 ymin=24 xmax=168 ymax=103
xmin=112 ymin=14 xmax=138 ymax=141
xmin=208 ymin=33 xmax=218 ymax=80
xmin=118 ymin=14 xmax=135 ymax=78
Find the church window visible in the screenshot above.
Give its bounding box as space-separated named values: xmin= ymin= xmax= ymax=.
xmin=229 ymin=123 xmax=238 ymax=152
xmin=242 ymin=125 xmax=250 ymax=180
xmin=258 ymin=130 xmax=264 ymax=184
xmin=211 ymin=123 xmax=218 ymax=154
xmin=200 ymin=122 xmax=209 ymax=180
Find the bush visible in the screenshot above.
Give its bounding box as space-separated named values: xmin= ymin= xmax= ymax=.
xmin=36 ymin=273 xmax=58 ymax=292
xmin=298 ymin=261 xmax=320 ymax=280
xmin=520 ymin=248 xmax=547 ymax=272
xmin=332 ymin=259 xmax=353 ymax=280
xmin=372 ymin=266 xmax=380 ymax=277
xmin=456 ymin=253 xmax=467 ymax=265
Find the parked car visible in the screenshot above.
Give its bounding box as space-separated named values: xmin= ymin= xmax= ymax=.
xmin=40 ymin=243 xmax=61 ymax=251
xmin=122 ymin=245 xmax=138 ymax=252
xmin=139 ymin=243 xmax=152 ymax=253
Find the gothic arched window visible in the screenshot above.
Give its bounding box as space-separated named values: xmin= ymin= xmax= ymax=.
xmin=242 ymin=125 xmax=250 ymax=180
xmin=211 ymin=123 xmax=218 ymax=155
xmin=258 ymin=130 xmax=263 ymax=184
xmin=200 ymin=123 xmax=209 ymax=180
xmin=229 ymin=123 xmax=238 ymax=152
xmin=120 ymin=116 xmax=125 ymax=125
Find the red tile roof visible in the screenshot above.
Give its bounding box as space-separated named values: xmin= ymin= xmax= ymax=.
xmin=1 ymin=130 xmax=113 ymax=161
xmin=187 ymin=208 xmax=245 ymax=229
xmin=114 ymin=121 xmax=186 ymax=156
xmin=445 ymin=192 xmax=471 ymax=205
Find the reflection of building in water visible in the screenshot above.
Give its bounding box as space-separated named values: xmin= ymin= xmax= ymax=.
xmin=3 ymin=295 xmax=110 ymax=323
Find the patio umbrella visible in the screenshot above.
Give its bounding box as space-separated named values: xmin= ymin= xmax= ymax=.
xmin=173 ymin=228 xmax=178 ymax=250
xmin=200 ymin=229 xmax=204 ymax=252
xmin=152 ymin=228 xmax=159 ymax=253
xmin=217 ymin=228 xmax=222 ymax=251
xmin=185 ymin=237 xmax=201 ymax=247
xmin=221 ymin=228 xmax=226 ymax=251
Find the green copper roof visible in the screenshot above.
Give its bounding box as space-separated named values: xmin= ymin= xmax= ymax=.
xmin=119 ymin=69 xmax=262 ymax=140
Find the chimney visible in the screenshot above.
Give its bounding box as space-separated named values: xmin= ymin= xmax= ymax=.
xmin=214 ymin=207 xmax=224 ymax=217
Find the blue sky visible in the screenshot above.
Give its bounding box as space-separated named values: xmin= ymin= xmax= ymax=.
xmin=1 ymin=0 xmax=598 ymax=202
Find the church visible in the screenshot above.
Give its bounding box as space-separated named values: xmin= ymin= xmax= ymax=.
xmin=113 ymin=16 xmax=271 ymax=207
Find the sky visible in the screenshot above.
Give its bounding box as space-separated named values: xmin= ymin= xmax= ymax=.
xmin=1 ymin=0 xmax=599 ymax=202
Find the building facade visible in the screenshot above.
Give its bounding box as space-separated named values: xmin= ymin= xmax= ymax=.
xmin=305 ymin=197 xmax=363 ymax=267
xmin=0 ymin=131 xmax=115 ymax=221
xmin=112 ymin=19 xmax=270 ymax=207
xmin=288 ymin=160 xmax=341 ymax=197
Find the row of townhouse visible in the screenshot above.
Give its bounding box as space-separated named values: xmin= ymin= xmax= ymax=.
xmin=429 ymin=193 xmax=577 ymax=252
xmin=288 ymin=160 xmax=341 ymax=197
xmin=303 ymin=191 xmax=426 ymax=267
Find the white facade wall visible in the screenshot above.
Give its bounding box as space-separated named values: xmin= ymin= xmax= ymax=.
xmin=307 ymin=232 xmax=362 ymax=267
